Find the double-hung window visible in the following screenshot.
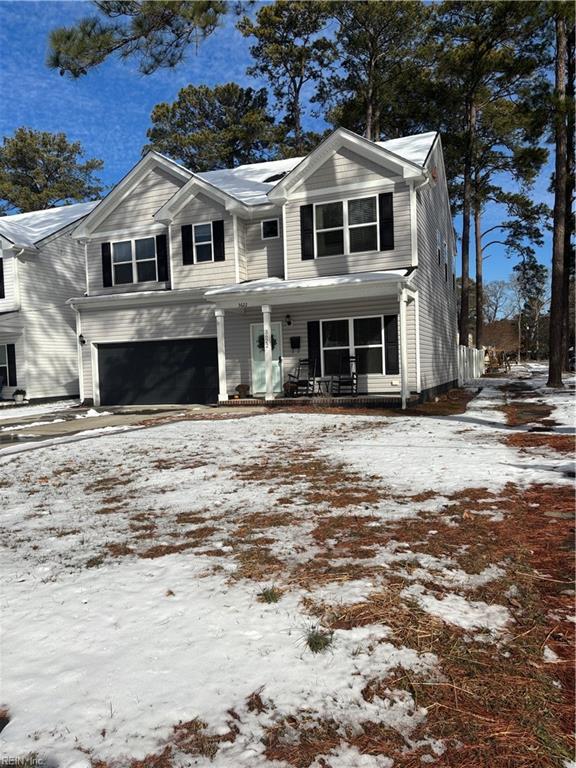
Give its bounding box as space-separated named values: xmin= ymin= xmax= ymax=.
xmin=348 ymin=197 xmax=378 ymax=253
xmin=112 ymin=237 xmax=158 ymax=285
xmin=315 ymin=202 xmax=345 ymax=257
xmin=314 ymin=196 xmax=378 ymax=257
xmin=320 ymin=316 xmax=386 ymax=376
xmin=194 ymin=223 xmax=213 ymax=262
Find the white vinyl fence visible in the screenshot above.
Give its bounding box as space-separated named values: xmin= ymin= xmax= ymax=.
xmin=458 ymin=345 xmax=485 ymax=385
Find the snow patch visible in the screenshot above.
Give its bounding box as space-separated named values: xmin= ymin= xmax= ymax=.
xmin=402 ymin=584 xmax=512 ymax=633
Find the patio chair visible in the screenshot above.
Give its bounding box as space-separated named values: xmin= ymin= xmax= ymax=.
xmin=330 ymin=354 xmax=358 ymax=396
xmin=286 ymin=358 xmax=317 ymax=397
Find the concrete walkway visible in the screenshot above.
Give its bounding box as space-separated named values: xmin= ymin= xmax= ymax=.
xmin=0 ymin=403 xmax=266 ymax=450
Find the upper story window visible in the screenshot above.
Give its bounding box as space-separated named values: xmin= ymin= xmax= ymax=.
xmin=261 ymin=219 xmax=279 ymax=240
xmin=311 ymin=195 xmax=383 ymax=258
xmin=194 ymin=223 xmax=214 ymax=262
xmin=301 ymin=192 xmax=393 ymax=261
xmin=181 ymin=220 xmax=225 ymax=265
xmin=112 ymin=237 xmax=157 ymax=285
xmin=101 ymin=234 xmax=168 ymax=289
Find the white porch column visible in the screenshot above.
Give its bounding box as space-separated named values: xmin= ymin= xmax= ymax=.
xmin=215 ymin=309 xmax=228 ymax=402
xmin=261 ymin=303 xmax=274 ymax=401
xmin=399 ymin=288 xmax=409 ymax=410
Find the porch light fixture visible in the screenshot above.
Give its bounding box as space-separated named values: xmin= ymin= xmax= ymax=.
xmin=285 ymin=314 xmax=292 ymax=326
xmin=78 ymin=334 xmax=86 ymax=345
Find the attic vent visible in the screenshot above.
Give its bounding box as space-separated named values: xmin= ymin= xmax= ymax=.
xmin=264 ymin=171 xmax=287 ymax=183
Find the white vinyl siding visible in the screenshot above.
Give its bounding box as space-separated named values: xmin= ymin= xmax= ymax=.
xmin=285 ymin=183 xmax=412 ymax=279
xmin=0 ymin=251 xmax=19 ymax=311
xmin=245 ymin=214 xmax=284 ymax=280
xmin=14 ymin=232 xmax=85 ymax=399
xmin=171 ymin=193 xmax=235 ymax=289
xmin=413 ymin=140 xmax=458 ymax=391
xmin=301 ymin=146 xmax=401 ymax=192
xmin=96 ymin=168 xmax=184 ymax=233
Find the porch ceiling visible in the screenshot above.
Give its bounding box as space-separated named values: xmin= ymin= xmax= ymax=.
xmin=204 ymin=270 xmax=412 ymax=308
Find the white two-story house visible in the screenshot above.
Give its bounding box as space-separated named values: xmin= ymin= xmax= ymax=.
xmin=0 ymin=202 xmax=97 ymax=400
xmin=68 ymin=128 xmax=458 ymax=408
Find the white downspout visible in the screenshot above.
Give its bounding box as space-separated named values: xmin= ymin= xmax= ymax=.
xmin=399 ymin=288 xmax=409 ymax=410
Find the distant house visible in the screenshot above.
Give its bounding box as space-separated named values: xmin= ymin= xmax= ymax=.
xmin=0 ymin=202 xmax=97 ymax=400
xmin=66 ymin=128 xmax=458 ymax=408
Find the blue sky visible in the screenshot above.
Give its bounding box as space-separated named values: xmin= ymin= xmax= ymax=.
xmin=0 ymin=0 xmax=554 ymax=284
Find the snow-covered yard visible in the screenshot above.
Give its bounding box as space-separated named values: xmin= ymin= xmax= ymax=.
xmin=1 ymin=364 xmax=574 ymax=768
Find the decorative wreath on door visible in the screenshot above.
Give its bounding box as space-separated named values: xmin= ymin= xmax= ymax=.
xmin=257 ymin=333 xmax=277 ymax=351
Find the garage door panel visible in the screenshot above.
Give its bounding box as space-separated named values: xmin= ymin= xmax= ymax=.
xmin=98 ymin=338 xmax=218 ymax=405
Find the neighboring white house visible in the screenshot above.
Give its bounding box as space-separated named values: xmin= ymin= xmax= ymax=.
xmin=0 ymin=201 xmax=98 ymax=400
xmin=65 ymin=127 xmax=458 ymax=408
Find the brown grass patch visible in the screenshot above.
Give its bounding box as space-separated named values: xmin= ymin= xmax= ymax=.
xmin=501 ymin=401 xmax=555 ymax=426
xmin=293 ymin=481 xmax=575 ymax=768
xmin=175 ymin=512 xmax=208 ymax=525
xmin=400 ymin=387 xmax=477 ymax=417
xmin=138 ymin=541 xmax=199 ymax=559
xmin=153 ymin=457 xmax=207 ymax=471
xmin=246 ymin=687 xmax=268 ymax=714
xmin=238 ymin=450 xmax=386 ymax=508
xmin=233 ymin=545 xmax=285 ymax=580
xmin=106 ymin=542 xmax=133 ymax=558
xmin=172 ymin=716 xmax=238 ymax=759
xmin=84 ymin=476 xmax=129 ymax=493
xmin=95 ymin=505 xmax=126 ymax=515
xmin=505 ymin=432 xmax=575 ymax=454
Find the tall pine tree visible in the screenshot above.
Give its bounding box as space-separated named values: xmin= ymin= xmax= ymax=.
xmin=48 ymin=1 xmax=227 ymax=77
xmin=144 ymin=83 xmax=276 ymax=171
xmin=238 ymin=1 xmax=333 ymax=156
xmin=0 ymin=128 xmax=103 ymax=214
xmin=429 ymin=1 xmax=548 ymax=346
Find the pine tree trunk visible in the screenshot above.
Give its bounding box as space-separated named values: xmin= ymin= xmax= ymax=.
xmin=366 ymin=65 xmax=374 ymax=141
xmin=562 ymin=24 xmax=575 ymax=370
xmin=547 ymin=14 xmax=567 ymax=388
xmin=474 ymin=199 xmax=483 ymax=349
xmin=459 ymin=101 xmax=476 ymax=347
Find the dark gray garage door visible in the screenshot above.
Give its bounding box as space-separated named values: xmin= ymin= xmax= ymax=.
xmin=98 ymin=338 xmax=218 ymax=406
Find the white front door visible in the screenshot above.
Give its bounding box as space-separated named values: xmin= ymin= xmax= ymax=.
xmin=250 ymin=322 xmax=283 ymax=394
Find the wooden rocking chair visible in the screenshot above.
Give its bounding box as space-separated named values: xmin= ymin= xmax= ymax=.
xmin=286 ymin=358 xmax=317 ymax=397
xmin=330 ymin=355 xmax=358 ymax=396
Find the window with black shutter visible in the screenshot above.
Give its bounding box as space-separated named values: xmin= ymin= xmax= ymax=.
xmin=0 ymin=257 xmax=4 ymax=300
xmin=300 ymin=194 xmax=393 ymax=259
xmin=106 ymin=237 xmax=164 ymax=286
xmin=0 ymin=343 xmax=16 ymax=388
xmin=183 ymin=220 xmax=225 ymax=264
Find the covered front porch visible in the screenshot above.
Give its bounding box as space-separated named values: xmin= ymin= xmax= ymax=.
xmin=205 ymin=271 xmax=420 ymax=409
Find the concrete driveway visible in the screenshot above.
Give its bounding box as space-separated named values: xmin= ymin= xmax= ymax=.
xmin=0 ymin=401 xmax=265 ymax=453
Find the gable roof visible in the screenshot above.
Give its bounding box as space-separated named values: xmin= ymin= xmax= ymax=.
xmin=72 ymin=151 xmax=192 ymax=239
xmin=0 ymin=201 xmax=99 ymax=249
xmin=204 ymin=130 xmax=437 ymax=206
xmin=157 ymin=129 xmax=438 ymax=218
